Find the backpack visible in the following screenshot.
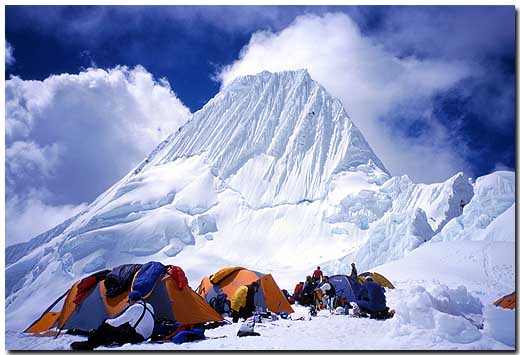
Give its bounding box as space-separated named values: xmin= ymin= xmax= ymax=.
xmin=209 ymin=293 xmax=231 ymax=315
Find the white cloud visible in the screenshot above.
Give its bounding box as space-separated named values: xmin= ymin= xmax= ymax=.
xmin=218 ymin=13 xmax=474 ymax=183
xmin=6 ymin=194 xmax=88 ymax=246
xmin=6 ymin=40 xmax=15 ymax=66
xmin=6 ymin=65 xmax=191 ymax=244
xmin=493 ymin=162 xmax=514 ymax=172
xmin=6 ymin=141 xmax=63 ymax=186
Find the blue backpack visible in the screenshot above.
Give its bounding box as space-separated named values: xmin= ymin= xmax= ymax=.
xmin=209 ymin=293 xmax=231 ymax=315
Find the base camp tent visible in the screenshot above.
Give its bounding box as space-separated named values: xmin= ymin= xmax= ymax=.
xmin=25 ymin=269 xmax=223 ymax=335
xmin=327 ymin=275 xmax=362 ymax=302
xmin=358 ymin=272 xmax=395 ymax=289
xmin=494 ymin=292 xmax=515 ymax=309
xmin=196 ymin=267 xmax=294 ymax=314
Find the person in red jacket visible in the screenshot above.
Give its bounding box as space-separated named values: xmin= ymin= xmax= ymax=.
xmin=293 ymin=282 xmax=304 ymax=299
xmin=312 ymin=266 xmax=323 ymax=282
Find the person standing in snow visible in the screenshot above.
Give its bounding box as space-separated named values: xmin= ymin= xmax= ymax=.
xmin=316 ymin=276 xmax=335 ymax=310
xmin=350 ymin=262 xmax=358 ymax=279
xmin=298 ymin=276 xmax=317 ymax=306
xmin=70 ymin=293 xmax=155 ymax=350
xmin=354 ymin=275 xmax=386 ymax=316
xmin=312 ymin=266 xmax=323 ymax=282
xmin=231 ymin=281 xmax=259 ymax=323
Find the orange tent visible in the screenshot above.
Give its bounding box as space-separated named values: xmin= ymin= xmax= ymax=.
xmin=197 ymin=267 xmax=294 ymax=314
xmin=494 ymin=292 xmax=515 ymax=310
xmin=26 ymin=272 xmax=223 ymax=335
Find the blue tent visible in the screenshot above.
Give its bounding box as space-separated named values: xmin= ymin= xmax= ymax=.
xmin=325 ymin=275 xmax=362 ymax=302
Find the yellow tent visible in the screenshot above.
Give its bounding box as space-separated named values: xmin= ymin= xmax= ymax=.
xmin=358 ymin=271 xmax=395 ymax=289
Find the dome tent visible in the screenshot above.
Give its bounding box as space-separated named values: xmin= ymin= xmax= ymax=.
xmin=25 ymin=265 xmax=223 ymax=335
xmin=196 ymin=266 xmax=294 ymax=314
xmin=358 ymin=271 xmax=395 ymax=289
xmin=323 ymin=274 xmax=363 ymax=302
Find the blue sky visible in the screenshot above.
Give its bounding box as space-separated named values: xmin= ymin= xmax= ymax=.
xmin=5 ymin=6 xmax=515 ymax=244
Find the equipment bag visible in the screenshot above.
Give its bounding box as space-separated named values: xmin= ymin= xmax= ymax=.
xmin=209 ymin=293 xmax=231 ymax=315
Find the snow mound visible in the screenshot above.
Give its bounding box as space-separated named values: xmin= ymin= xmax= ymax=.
xmin=374 ymin=239 xmax=515 ymax=304
xmin=390 ymin=285 xmax=482 ymax=344
xmin=173 ymin=170 xmax=218 ymax=214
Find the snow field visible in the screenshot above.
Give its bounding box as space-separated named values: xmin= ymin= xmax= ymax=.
xmin=6 ymin=291 xmax=513 ymax=350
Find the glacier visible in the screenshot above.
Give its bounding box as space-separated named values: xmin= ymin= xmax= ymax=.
xmin=5 ymin=69 xmax=515 ymax=349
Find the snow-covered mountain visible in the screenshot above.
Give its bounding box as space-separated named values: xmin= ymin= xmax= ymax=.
xmin=6 ymin=70 xmax=515 ymax=347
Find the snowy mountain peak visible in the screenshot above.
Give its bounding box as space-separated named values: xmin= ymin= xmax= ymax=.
xmin=153 ymin=69 xmax=389 ymax=206
xmin=5 ymin=71 xmax=514 ymax=342
xmin=224 ymin=68 xmax=312 ymax=90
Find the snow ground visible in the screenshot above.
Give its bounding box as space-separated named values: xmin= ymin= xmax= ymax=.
xmin=6 ymin=304 xmax=512 ymax=351
xmin=6 ymin=239 xmax=515 ymax=351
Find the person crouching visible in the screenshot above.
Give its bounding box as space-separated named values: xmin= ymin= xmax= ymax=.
xmin=70 ymin=292 xmax=155 ymax=350
xmin=231 ymin=281 xmax=259 ymax=323
xmin=354 ymin=275 xmax=386 ymax=316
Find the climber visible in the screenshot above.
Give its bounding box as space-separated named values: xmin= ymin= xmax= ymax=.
xmin=70 ymin=293 xmax=154 ymax=350
xmin=353 ymin=275 xmax=386 ymax=316
xmin=231 ymin=281 xmax=259 ymax=323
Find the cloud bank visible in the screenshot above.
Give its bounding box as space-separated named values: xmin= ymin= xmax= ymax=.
xmin=218 ymin=13 xmax=476 ymax=183
xmin=6 ymin=66 xmax=191 ymax=245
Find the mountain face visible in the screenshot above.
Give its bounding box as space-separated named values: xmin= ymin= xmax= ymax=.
xmin=147 ymin=69 xmax=388 ymax=207
xmin=5 ymin=70 xmax=514 ymax=331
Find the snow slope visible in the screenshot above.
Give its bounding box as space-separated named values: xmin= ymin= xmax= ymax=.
xmin=5 ymin=70 xmax=515 ymax=350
